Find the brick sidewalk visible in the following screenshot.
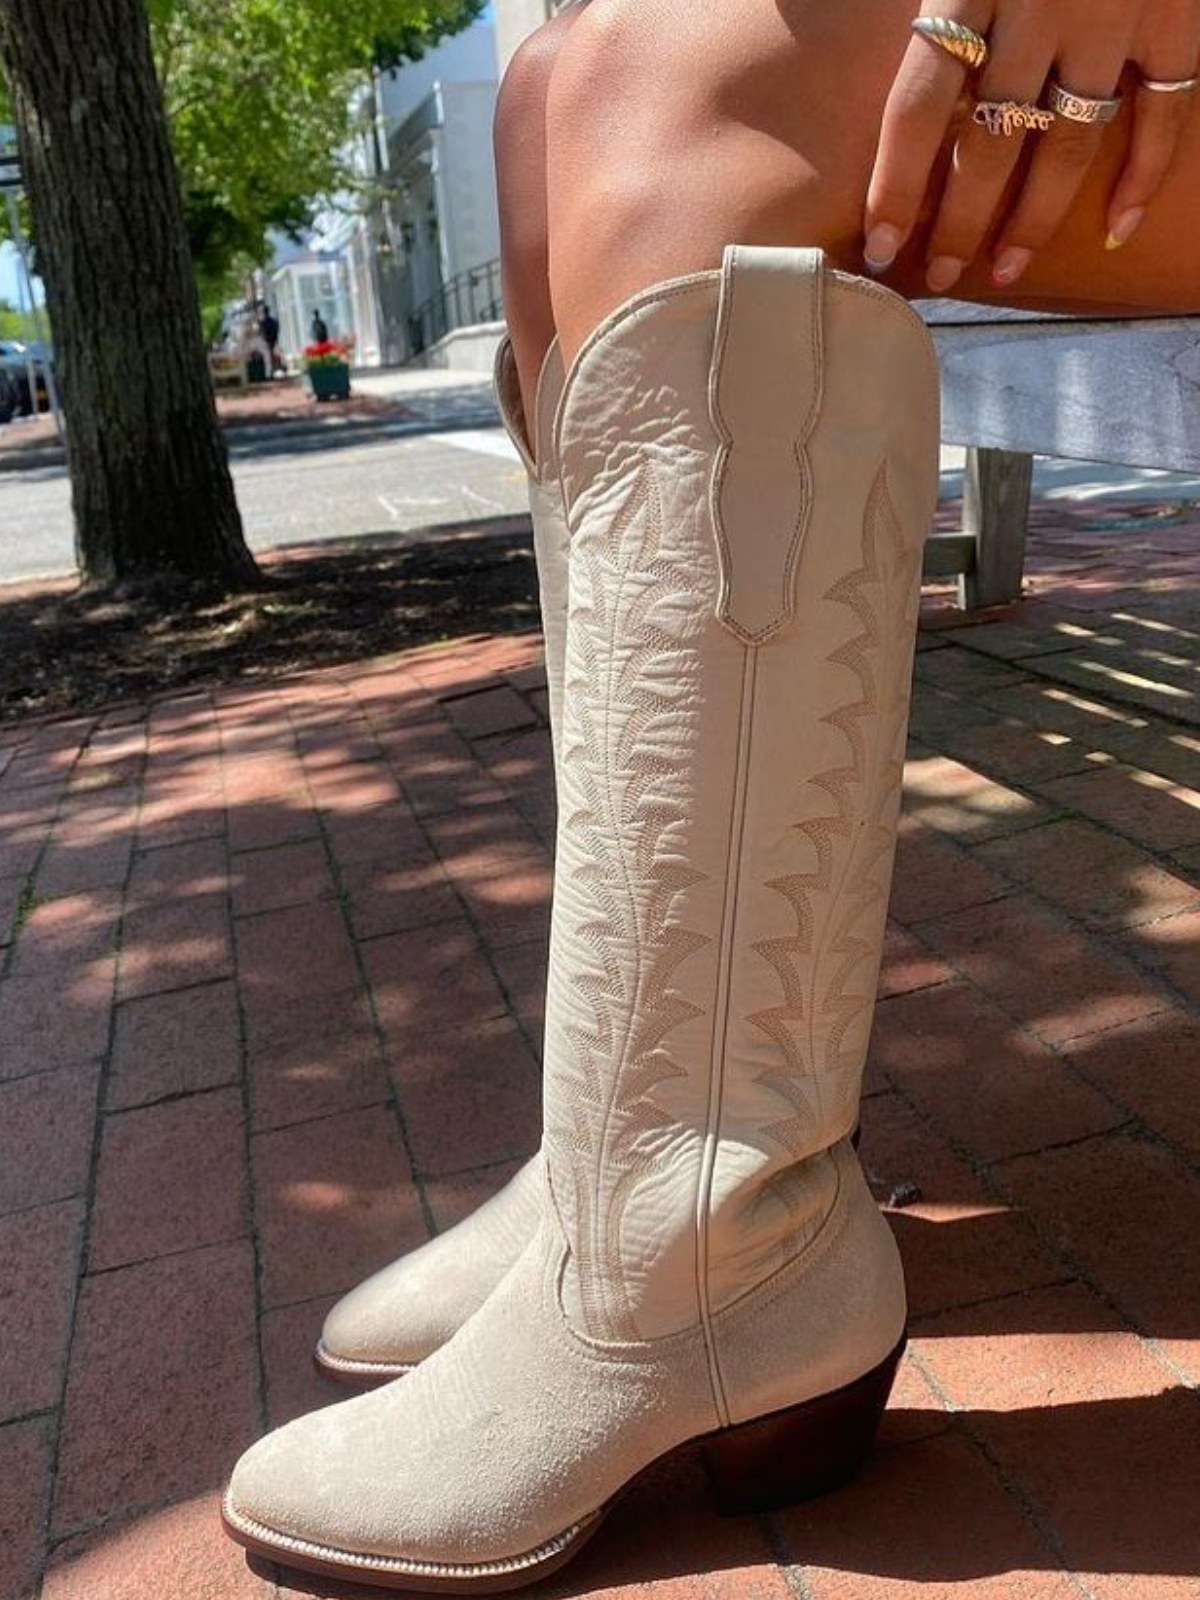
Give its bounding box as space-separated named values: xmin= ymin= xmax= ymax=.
xmin=2 ymin=500 xmax=1200 ymax=1599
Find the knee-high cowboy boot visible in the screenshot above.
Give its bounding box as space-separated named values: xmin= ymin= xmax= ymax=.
xmin=224 ymin=247 xmax=940 ymax=1592
xmin=314 ymin=335 xmax=570 ymax=1384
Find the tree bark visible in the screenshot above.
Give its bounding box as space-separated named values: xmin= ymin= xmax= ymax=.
xmin=0 ymin=0 xmax=259 ymax=593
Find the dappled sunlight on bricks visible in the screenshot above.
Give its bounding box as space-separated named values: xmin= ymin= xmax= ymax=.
xmin=2 ymin=508 xmax=1200 ymax=1597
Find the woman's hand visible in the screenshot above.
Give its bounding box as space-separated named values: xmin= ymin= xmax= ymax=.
xmin=865 ymin=0 xmax=1200 ymax=292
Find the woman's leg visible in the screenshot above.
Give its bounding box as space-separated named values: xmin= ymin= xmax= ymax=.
xmin=543 ymin=0 xmax=1200 ymax=372
xmin=493 ymin=1 xmax=591 ymax=424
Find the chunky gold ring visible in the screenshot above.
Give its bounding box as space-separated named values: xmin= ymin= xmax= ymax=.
xmin=973 ymin=100 xmax=1056 ymax=137
xmin=1141 ymin=74 xmax=1200 ymax=93
xmin=1047 ymin=82 xmax=1123 ymax=124
xmin=911 ymin=16 xmax=989 ymax=71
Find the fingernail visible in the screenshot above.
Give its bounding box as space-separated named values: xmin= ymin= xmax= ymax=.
xmin=864 ymin=223 xmax=903 ymax=274
xmin=992 ymin=246 xmax=1033 ymax=287
xmin=1106 ymin=207 xmax=1145 ymax=250
xmin=926 ymin=256 xmax=964 ymax=293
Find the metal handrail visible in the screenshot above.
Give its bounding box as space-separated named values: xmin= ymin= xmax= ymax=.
xmin=406 ymin=257 xmax=502 ymax=360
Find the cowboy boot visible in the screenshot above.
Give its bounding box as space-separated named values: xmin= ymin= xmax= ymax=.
xmin=314 ymin=335 xmax=568 ymax=1384
xmin=226 ymin=246 xmax=939 ymax=1592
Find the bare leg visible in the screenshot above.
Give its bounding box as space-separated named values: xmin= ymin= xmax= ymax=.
xmin=542 ymin=0 xmax=1200 ymax=373
xmin=493 ymin=2 xmax=591 ymax=426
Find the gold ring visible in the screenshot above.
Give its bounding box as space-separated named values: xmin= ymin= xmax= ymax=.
xmin=1141 ymin=74 xmax=1200 ymax=93
xmin=911 ymin=16 xmax=989 ymax=71
xmin=973 ymin=100 xmax=1056 ymax=137
xmin=1047 ymin=82 xmax=1123 ymax=124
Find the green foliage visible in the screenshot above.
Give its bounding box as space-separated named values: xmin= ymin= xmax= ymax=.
xmin=0 ymin=295 xmax=35 ymax=340
xmin=149 ymin=0 xmax=485 ymax=294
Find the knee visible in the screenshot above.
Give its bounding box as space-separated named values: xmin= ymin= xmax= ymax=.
xmin=494 ymin=9 xmax=582 ymax=176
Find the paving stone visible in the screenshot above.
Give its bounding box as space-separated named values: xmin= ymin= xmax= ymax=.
xmin=1037 ymin=762 xmax=1200 ymax=851
xmin=52 ymin=1241 xmax=257 ymax=1536
xmin=903 ymin=747 xmax=1055 ymax=842
xmin=423 ymin=1158 xmax=526 ymax=1235
xmin=421 ymin=799 xmax=544 ymax=875
xmin=5 ymin=889 xmax=122 ymax=981
xmin=1123 ymin=907 xmax=1200 ymax=1008
xmin=89 ymin=1089 xmax=247 ymax=1271
xmin=0 ymin=1062 xmax=99 ymax=1214
xmin=1061 ymin=1009 xmax=1200 ymax=1165
xmin=995 ymin=1130 xmax=1200 ymax=1383
xmin=229 ymin=837 xmax=334 ymax=918
xmin=889 ymin=823 xmax=1009 ymax=926
xmin=245 ymin=986 xmax=389 ymax=1131
xmin=973 ymin=817 xmax=1200 ymax=929
xmin=777 ymin=1430 xmax=1076 ymax=1599
xmin=323 ymin=802 xmax=432 ymax=871
xmin=363 ymin=918 xmax=508 ymax=1046
xmin=917 ymin=1283 xmax=1200 ymax=1600
xmin=0 ymin=961 xmax=115 ymax=1082
xmin=252 ymin=1104 xmax=425 ymax=1308
xmin=872 ymin=982 xmax=1123 ymax=1163
xmin=914 ymin=895 xmax=1164 ymax=1046
xmin=125 ymin=837 xmax=227 ymax=906
xmin=877 ymin=924 xmax=954 ymax=1000
xmin=34 ymin=836 xmax=132 ymax=898
xmin=118 ymin=894 xmax=232 ymax=1001
xmin=0 ymin=872 xmax=24 ymax=946
xmin=235 ymin=898 xmax=359 ymax=1004
xmin=226 ymin=794 xmax=319 ymax=853
xmin=43 ymin=1493 xmax=275 ymax=1600
xmin=107 ymin=980 xmax=242 ymax=1110
xmin=392 ymin=1015 xmax=541 ymax=1177
xmin=260 ymin=1293 xmax=340 ymax=1428
xmin=0 ymin=1199 xmax=83 ymax=1422
xmin=861 ymin=1093 xmax=1063 ymax=1323
xmin=0 ymin=1415 xmax=53 ymax=1600
xmin=450 ymin=858 xmax=553 ymax=949
xmin=340 ymin=855 xmax=461 ymax=941
xmin=489 ymin=937 xmax=548 ymax=1054
xmin=542 ymin=1449 xmax=796 ymax=1600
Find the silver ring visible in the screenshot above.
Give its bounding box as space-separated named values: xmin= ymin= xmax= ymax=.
xmin=1141 ymin=74 xmax=1200 ymax=93
xmin=1047 ymin=81 xmax=1123 ymax=124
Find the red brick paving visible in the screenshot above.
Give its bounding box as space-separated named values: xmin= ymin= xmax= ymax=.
xmin=3 ymin=503 xmax=1200 ymax=1598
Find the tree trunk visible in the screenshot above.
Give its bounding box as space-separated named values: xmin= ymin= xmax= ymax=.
xmin=0 ymin=0 xmax=259 ymax=594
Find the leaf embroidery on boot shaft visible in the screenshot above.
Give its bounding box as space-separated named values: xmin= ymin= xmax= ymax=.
xmin=748 ymin=467 xmax=922 ymax=1168
xmin=547 ymin=463 xmax=713 ymax=1341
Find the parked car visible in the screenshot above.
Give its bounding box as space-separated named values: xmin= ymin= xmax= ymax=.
xmin=0 ymin=339 xmax=52 ymax=423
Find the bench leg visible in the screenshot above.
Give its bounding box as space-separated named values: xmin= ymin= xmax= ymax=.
xmin=959 ymin=447 xmax=1034 ymax=610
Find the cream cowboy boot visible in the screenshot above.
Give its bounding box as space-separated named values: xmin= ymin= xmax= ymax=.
xmin=314 ymin=335 xmax=568 ymax=1384
xmin=226 ymin=246 xmax=939 ymax=1592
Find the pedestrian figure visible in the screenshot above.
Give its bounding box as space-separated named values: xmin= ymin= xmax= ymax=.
xmin=258 ymin=304 xmax=282 ymax=373
xmin=310 ymin=308 xmax=329 ymax=345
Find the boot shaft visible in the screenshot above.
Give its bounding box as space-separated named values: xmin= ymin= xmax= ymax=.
xmin=543 ymin=247 xmax=939 ymax=1345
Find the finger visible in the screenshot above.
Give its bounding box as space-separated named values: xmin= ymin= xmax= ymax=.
xmin=922 ymin=10 xmax=1057 ymax=293
xmin=1108 ymin=20 xmax=1200 ymax=249
xmin=1105 ymin=79 xmax=1194 ymax=248
xmin=865 ymin=1 xmax=994 ymax=273
xmin=991 ymin=46 xmax=1131 ymax=284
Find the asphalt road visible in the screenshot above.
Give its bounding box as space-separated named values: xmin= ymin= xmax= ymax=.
xmin=0 ymin=424 xmax=534 ymax=587
xmin=5 ymin=364 xmax=1200 ymax=587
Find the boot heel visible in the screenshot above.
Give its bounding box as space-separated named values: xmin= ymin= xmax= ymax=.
xmin=703 ymin=1335 xmax=906 ymax=1516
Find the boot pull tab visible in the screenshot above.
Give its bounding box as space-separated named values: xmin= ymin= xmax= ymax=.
xmin=708 ymin=245 xmax=826 ymax=646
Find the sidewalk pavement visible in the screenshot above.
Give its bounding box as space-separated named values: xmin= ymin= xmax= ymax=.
xmin=3 ymin=495 xmax=1200 ymax=1600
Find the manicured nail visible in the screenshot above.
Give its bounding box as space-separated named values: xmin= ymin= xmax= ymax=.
xmin=1106 ymin=207 xmax=1145 ymax=250
xmin=926 ymin=256 xmax=964 ymax=293
xmin=992 ymin=246 xmax=1033 ymax=287
xmin=864 ymin=223 xmax=903 ymax=274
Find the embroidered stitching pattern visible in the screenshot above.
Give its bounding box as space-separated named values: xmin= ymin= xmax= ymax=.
xmin=748 ymin=465 xmax=922 ymax=1168
xmin=548 ymin=461 xmax=713 ymax=1342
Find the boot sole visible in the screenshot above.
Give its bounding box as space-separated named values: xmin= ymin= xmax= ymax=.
xmin=312 ymin=1339 xmax=415 ymax=1386
xmin=223 ymin=1332 xmax=906 ymax=1594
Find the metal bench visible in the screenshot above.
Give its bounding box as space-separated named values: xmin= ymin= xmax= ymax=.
xmin=921 ymin=302 xmax=1200 ymax=609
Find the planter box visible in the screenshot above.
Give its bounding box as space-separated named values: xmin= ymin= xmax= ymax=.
xmin=306 ymin=365 xmax=351 ymax=402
